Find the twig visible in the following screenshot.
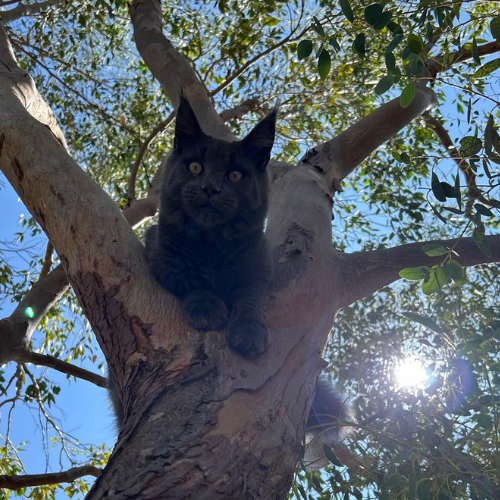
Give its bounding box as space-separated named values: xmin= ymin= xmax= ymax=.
xmin=0 ymin=465 xmax=102 ymax=489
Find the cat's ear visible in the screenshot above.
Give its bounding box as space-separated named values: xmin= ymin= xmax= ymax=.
xmin=174 ymin=94 xmax=205 ymax=153
xmin=240 ymin=107 xmax=278 ymax=170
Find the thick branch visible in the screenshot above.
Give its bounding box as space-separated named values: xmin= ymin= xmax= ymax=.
xmin=299 ymin=82 xmax=437 ymax=191
xmin=129 ymin=0 xmax=232 ymax=141
xmin=0 ymin=465 xmax=102 ymax=489
xmin=337 ymin=235 xmax=500 ymax=308
xmin=0 ymin=0 xmax=64 ymax=23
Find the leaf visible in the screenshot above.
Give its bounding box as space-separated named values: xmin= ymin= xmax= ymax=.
xmin=297 ymin=40 xmax=313 ymax=60
xmin=312 ymin=16 xmax=326 ymax=37
xmin=400 ymin=81 xmax=415 ymax=107
xmin=394 ymin=449 xmax=414 ymax=462
xmin=374 ymin=75 xmax=394 ymax=95
xmin=444 ymin=259 xmax=466 ymax=285
xmin=402 ymin=312 xmax=443 ymax=333
xmin=472 ymin=37 xmax=481 ymax=65
xmin=490 ymin=16 xmax=500 ymax=42
xmin=422 ymin=242 xmax=447 ymax=256
xmin=399 ymin=266 xmax=431 ymax=280
xmin=476 ymin=413 xmax=493 ymax=431
xmin=318 ymin=49 xmax=331 ymax=80
xmin=407 ymin=33 xmax=423 ymax=54
xmin=431 ymin=172 xmax=447 ymax=202
xmin=417 ymin=483 xmax=430 ymax=500
xmin=409 ymin=467 xmax=417 ymax=500
xmin=323 ymin=444 xmax=343 ymax=466
xmin=459 ymin=136 xmax=482 ymax=156
xmin=455 ymin=172 xmax=461 ymax=209
xmin=422 ymin=267 xmax=447 ymax=295
xmin=352 ymin=33 xmax=366 ymax=58
xmin=484 ymin=114 xmax=494 ymax=155
xmin=473 ymin=57 xmax=500 ymax=78
xmin=473 ymin=228 xmax=492 ymax=258
xmin=400 ymin=151 xmax=410 ymax=164
xmin=386 ymin=33 xmax=404 ymax=54
xmin=474 ymin=203 xmax=494 ymax=217
xmin=385 ymin=51 xmax=396 ymax=72
xmin=328 ymin=36 xmax=340 ymax=52
xmin=440 ymin=181 xmax=458 ymax=198
xmin=430 ymin=203 xmax=448 ymax=224
xmin=364 ymin=3 xmax=392 ymax=31
xmin=339 ymin=0 xmax=354 ymax=23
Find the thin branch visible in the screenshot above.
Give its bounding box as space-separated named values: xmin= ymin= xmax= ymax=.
xmin=39 ymin=241 xmax=54 ymax=278
xmin=0 ymin=465 xmax=102 ymax=489
xmin=337 ymin=234 xmax=500 ymax=308
xmin=0 ymin=0 xmax=64 ymax=23
xmin=422 ymin=111 xmax=491 ymax=214
xmin=127 ymin=111 xmax=174 ymax=203
xmin=19 ymin=351 xmax=107 ymax=388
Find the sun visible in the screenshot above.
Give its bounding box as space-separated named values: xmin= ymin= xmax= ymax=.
xmin=394 ymin=357 xmax=429 ymax=390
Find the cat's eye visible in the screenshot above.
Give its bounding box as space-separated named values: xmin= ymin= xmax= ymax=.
xmin=228 ymin=170 xmax=242 ymax=182
xmin=188 ymin=161 xmax=203 ymax=175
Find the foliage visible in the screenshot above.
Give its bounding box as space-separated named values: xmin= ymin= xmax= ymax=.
xmin=0 ymin=0 xmax=499 ymax=498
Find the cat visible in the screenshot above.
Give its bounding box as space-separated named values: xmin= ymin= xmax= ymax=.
xmin=144 ymin=95 xmax=277 ymax=358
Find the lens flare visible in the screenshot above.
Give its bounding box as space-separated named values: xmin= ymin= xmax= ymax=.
xmin=394 ymin=357 xmax=428 ymax=389
xmin=25 ymin=307 xmax=35 ymax=319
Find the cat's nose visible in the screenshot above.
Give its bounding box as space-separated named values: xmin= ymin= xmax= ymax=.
xmin=201 ymin=178 xmax=220 ymax=197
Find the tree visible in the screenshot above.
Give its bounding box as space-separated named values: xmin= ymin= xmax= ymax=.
xmin=0 ymin=0 xmax=499 ymax=498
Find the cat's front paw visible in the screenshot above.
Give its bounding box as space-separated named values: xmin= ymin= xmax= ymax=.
xmin=226 ymin=316 xmax=269 ymax=359
xmin=182 ymin=291 xmax=228 ymax=330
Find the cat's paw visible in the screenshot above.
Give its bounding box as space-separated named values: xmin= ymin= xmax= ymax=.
xmin=226 ymin=316 xmax=269 ymax=359
xmin=182 ymin=291 xmax=228 ymax=330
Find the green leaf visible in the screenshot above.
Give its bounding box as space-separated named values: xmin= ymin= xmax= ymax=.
xmin=386 ymin=33 xmax=404 ymax=54
xmin=312 ymin=16 xmax=326 ymax=37
xmin=339 ymin=0 xmax=354 ymax=23
xmin=422 ymin=267 xmax=447 ymax=295
xmin=444 ymin=259 xmax=466 ymax=285
xmin=476 ymin=413 xmax=493 ymax=431
xmin=400 ymin=151 xmax=410 ymax=164
xmin=364 ymin=3 xmax=392 ymax=31
xmin=430 ymin=204 xmax=448 ymax=224
xmin=422 ymin=242 xmax=447 ymax=256
xmin=417 ymin=483 xmax=430 ymax=500
xmin=473 ymin=57 xmax=500 ymax=78
xmin=399 ymin=266 xmax=431 ymax=280
xmin=431 ymin=172 xmax=447 ymax=202
xmin=318 ymin=48 xmax=331 ymax=80
xmin=394 ymin=449 xmax=414 ymax=462
xmin=472 ymin=37 xmax=481 ymax=65
xmin=400 ymin=81 xmax=415 ymax=107
xmin=490 ymin=16 xmax=500 ymax=42
xmin=473 ymin=228 xmax=492 ymax=258
xmin=484 ymin=114 xmax=494 ymax=155
xmin=385 ymin=473 xmax=404 ymax=488
xmin=374 ymin=75 xmax=394 ymax=95
xmin=352 ymin=33 xmax=366 ymax=58
xmin=407 ymin=34 xmax=423 ymax=54
xmin=455 ymin=172 xmax=462 ymax=209
xmin=323 ymin=444 xmax=343 ymax=466
xmin=297 ymin=40 xmax=313 ymax=60
xmin=440 ymin=181 xmax=458 ymax=198
xmin=474 ymin=203 xmax=494 ymax=217
xmin=459 ymin=136 xmax=482 ymax=156
xmin=385 ymin=51 xmax=396 ymax=72
xmin=402 ymin=312 xmax=443 ymax=333
xmin=409 ymin=467 xmax=417 ymax=500
xmin=328 ymin=36 xmax=340 ymax=52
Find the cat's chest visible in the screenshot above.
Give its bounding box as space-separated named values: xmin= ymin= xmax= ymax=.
xmin=178 ymin=231 xmax=238 ymax=267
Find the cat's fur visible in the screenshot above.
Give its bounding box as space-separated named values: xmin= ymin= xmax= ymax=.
xmin=144 ymin=95 xmax=276 ymax=358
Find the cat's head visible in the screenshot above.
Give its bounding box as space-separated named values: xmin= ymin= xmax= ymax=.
xmin=165 ymin=95 xmax=277 ymax=229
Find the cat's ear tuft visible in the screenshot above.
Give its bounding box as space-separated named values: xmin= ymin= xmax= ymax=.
xmin=241 ymin=106 xmax=278 ymax=170
xmin=174 ymin=94 xmax=205 ymax=154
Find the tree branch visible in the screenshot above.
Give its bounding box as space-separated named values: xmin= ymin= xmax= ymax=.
xmin=299 ymin=82 xmax=437 ymax=192
xmin=422 ymin=111 xmax=491 ymax=215
xmin=19 ymin=351 xmax=107 ymax=387
xmin=129 ymin=0 xmax=232 ymax=141
xmin=337 ymin=235 xmax=500 ymax=308
xmin=0 ymin=0 xmax=64 ymax=24
xmin=0 ymin=465 xmax=102 ymax=489
xmin=39 ymin=241 xmax=54 ymax=278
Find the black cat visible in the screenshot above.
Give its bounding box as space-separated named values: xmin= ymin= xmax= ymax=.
xmin=145 ymin=96 xmax=276 ymax=358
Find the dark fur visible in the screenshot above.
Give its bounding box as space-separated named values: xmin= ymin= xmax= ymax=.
xmin=145 ymin=96 xmax=277 ymax=358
